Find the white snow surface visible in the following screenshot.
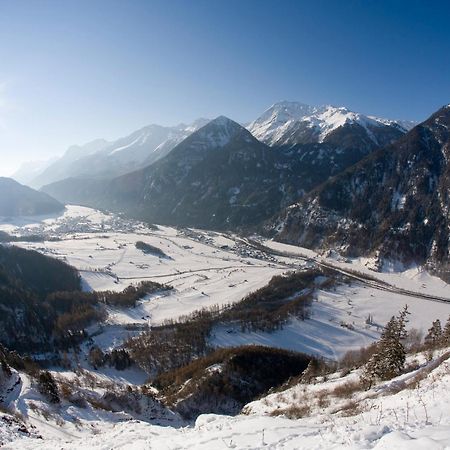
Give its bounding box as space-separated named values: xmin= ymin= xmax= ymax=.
xmin=247 ymin=101 xmax=416 ymax=145
xmin=1 ymin=205 xmax=450 ymax=357
xmin=4 ymin=349 xmax=450 ymax=449
xmin=1 ymin=206 xmax=450 ymax=448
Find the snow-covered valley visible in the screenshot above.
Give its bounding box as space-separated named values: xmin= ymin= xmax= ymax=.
xmin=1 ymin=205 xmax=450 ymax=448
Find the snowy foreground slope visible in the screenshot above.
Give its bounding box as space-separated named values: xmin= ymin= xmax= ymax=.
xmin=3 ymin=347 xmax=450 ymax=449
xmin=1 ymin=206 xmax=450 ymax=448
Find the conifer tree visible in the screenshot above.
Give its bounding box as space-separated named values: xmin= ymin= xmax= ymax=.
xmin=425 ymin=319 xmax=443 ymax=348
xmin=442 ymin=316 xmax=450 ymax=345
xmin=361 ymin=307 xmax=409 ymax=388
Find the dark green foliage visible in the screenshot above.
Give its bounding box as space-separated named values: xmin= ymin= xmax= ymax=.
xmin=127 ymin=269 xmax=332 ymax=375
xmin=220 ymin=269 xmax=320 ymax=332
xmin=443 ymin=316 xmax=450 ymax=344
xmin=361 ymin=306 xmax=409 ymax=388
xmin=0 ymin=231 xmax=52 ymax=243
xmin=425 ymin=319 xmax=443 ymax=348
xmin=96 ymin=281 xmax=171 ymax=308
xmin=88 ymin=346 xmax=105 ymax=369
xmin=88 ymin=346 xmax=133 ymax=371
xmin=106 ymin=349 xmax=133 ymax=371
xmin=135 ymin=241 xmax=169 ymax=259
xmin=0 ymin=246 xmax=169 ymax=353
xmin=38 ymin=371 xmax=60 ymax=404
xmin=154 ymin=345 xmax=312 ymax=419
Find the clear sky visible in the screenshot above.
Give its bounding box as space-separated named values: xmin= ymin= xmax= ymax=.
xmin=0 ymin=0 xmax=449 ymax=175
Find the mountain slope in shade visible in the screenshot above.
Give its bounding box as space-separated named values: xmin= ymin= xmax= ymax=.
xmin=248 ymin=101 xmax=414 ymax=149
xmin=272 ymin=104 xmax=450 ymax=273
xmin=30 ymin=120 xmax=209 ymax=188
xmin=0 ymin=177 xmax=64 ymax=216
xmin=43 ymin=114 xmax=401 ymax=230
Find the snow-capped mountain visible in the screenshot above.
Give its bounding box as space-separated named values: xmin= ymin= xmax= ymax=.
xmin=272 ymin=104 xmax=450 ymax=273
xmin=42 ymin=113 xmax=395 ymax=230
xmin=248 ymin=101 xmax=415 ymax=147
xmin=29 ymin=120 xmax=209 ymax=188
xmin=43 ymin=116 xmax=279 ymax=228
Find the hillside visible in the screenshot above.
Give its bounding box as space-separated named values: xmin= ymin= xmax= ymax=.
xmin=272 ymin=104 xmax=450 ymax=276
xmin=0 ymin=178 xmax=64 ymax=217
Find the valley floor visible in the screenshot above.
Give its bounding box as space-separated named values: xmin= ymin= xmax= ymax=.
xmin=1 ymin=205 xmax=450 ymax=448
xmin=2 ymin=205 xmax=449 ymax=360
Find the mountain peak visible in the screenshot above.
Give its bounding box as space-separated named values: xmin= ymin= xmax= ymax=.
xmin=248 ymin=100 xmax=415 ymax=146
xmin=209 ymin=115 xmax=240 ymax=127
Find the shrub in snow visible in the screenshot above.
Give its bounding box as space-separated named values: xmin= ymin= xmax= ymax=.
xmin=37 ymin=371 xmax=60 ymax=404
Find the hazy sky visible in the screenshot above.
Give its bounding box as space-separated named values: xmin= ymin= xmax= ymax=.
xmin=0 ymin=0 xmax=449 ymax=175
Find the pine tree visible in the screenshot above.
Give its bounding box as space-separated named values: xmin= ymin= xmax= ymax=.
xmin=425 ymin=319 xmax=443 ymax=349
xmin=38 ymin=371 xmax=60 ymax=404
xmin=442 ymin=316 xmax=450 ymax=345
xmin=396 ymin=305 xmax=410 ymax=340
xmin=361 ymin=307 xmax=408 ymax=388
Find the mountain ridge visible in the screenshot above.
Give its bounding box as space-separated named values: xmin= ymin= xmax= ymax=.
xmin=271 ymin=104 xmax=450 ymax=274
xmin=0 ymin=177 xmax=64 ymax=217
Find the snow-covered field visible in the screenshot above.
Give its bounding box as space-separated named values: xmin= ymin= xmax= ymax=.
xmin=2 ymin=205 xmax=450 ymax=448
xmin=2 ymin=205 xmax=450 ymax=358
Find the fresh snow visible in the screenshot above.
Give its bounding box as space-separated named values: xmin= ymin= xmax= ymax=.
xmin=4 ymin=349 xmax=450 ymax=449
xmin=1 ymin=205 xmax=450 ymax=449
xmin=248 ymin=101 xmax=416 ymax=145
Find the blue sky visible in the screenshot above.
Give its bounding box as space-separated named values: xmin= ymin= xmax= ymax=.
xmin=0 ymin=0 xmax=449 ymax=174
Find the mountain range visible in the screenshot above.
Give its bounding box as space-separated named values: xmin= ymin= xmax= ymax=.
xmin=17 ymin=120 xmax=210 ymax=188
xmin=40 ymin=108 xmax=409 ymax=228
xmin=272 ymin=104 xmax=450 ymax=274
xmin=247 ymin=101 xmax=414 ymax=147
xmin=11 ymin=100 xmax=450 ymax=275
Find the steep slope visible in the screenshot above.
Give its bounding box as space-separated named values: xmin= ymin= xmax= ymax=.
xmin=44 ymin=116 xmax=391 ymax=229
xmin=0 ymin=178 xmax=64 ymax=216
xmin=31 ymin=120 xmax=209 ymax=188
xmin=0 ymin=245 xmax=81 ymax=351
xmin=248 ymin=101 xmax=413 ymax=149
xmin=273 ymin=104 xmax=450 ymax=273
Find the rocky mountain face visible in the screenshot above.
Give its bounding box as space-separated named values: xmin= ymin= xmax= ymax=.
xmin=43 ymin=114 xmax=404 ymax=229
xmin=272 ymin=105 xmax=450 ymax=273
xmin=29 ymin=120 xmax=209 ymax=188
xmin=0 ymin=178 xmax=64 ymax=216
xmin=248 ymin=101 xmax=413 ymax=149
